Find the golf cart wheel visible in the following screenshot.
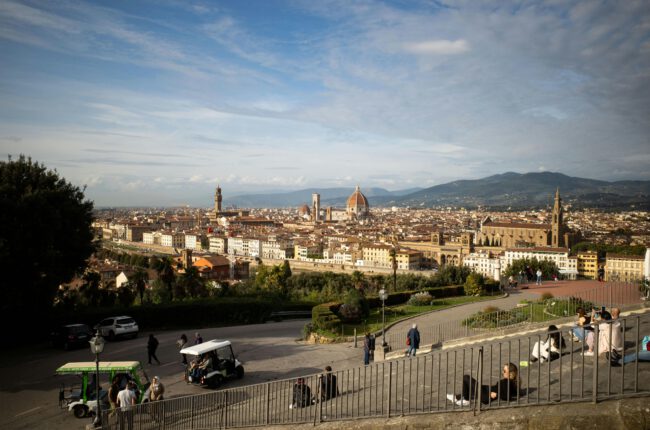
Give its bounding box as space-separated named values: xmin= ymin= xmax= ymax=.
xmin=236 ymin=366 xmax=244 ymax=379
xmin=73 ymin=404 xmax=88 ymax=418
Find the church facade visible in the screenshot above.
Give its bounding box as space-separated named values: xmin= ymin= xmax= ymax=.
xmin=476 ymin=189 xmax=571 ymax=249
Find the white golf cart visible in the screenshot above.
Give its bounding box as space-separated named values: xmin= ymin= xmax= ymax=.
xmin=181 ymin=339 xmax=244 ymax=389
xmin=56 ymin=361 xmax=149 ymax=418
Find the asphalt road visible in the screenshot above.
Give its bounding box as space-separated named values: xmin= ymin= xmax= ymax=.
xmin=0 ymin=319 xmax=362 ymax=430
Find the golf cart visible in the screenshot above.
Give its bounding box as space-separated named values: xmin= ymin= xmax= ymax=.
xmin=56 ymin=361 xmax=149 ymax=418
xmin=181 ymin=339 xmax=244 ymax=389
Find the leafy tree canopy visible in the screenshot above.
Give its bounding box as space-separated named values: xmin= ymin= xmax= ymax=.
xmin=0 ymin=156 xmax=95 ymax=316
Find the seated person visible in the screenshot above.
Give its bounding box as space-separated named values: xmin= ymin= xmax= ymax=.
xmin=320 ymin=366 xmax=339 ymax=401
xmin=531 ymin=325 xmax=566 ymax=363
xmin=623 ymin=335 xmax=650 ymax=364
xmin=189 ymin=354 xmax=207 ymax=381
xmin=290 ymin=378 xmax=312 ymax=409
xmin=584 ymin=308 xmax=616 ymax=357
xmin=447 ymin=363 xmax=519 ymax=406
xmin=572 ymin=307 xmax=593 ymax=342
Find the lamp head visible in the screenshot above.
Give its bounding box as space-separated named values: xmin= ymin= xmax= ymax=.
xmin=89 ymin=330 xmax=105 ymax=354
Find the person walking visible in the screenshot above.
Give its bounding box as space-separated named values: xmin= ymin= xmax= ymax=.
xmin=194 ymin=332 xmax=203 ymax=345
xmin=536 ymin=269 xmax=542 ymax=285
xmin=363 ymin=332 xmax=371 ymax=365
xmin=147 ymin=334 xmax=161 ymax=365
xmin=108 ymin=375 xmax=120 ymax=417
xmin=406 ymin=323 xmax=420 ymax=357
xmin=177 ymin=333 xmax=188 ymax=365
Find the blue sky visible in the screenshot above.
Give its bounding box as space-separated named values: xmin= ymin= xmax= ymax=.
xmin=1 ymin=0 xmax=649 ymax=207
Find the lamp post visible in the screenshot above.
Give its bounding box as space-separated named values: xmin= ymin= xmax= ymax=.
xmin=89 ymin=329 xmax=105 ymax=428
xmin=379 ymin=288 xmax=388 ymax=347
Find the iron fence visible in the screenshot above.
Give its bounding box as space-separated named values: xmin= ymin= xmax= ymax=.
xmin=384 ymin=281 xmax=644 ymax=350
xmin=101 ymin=311 xmax=650 ymax=429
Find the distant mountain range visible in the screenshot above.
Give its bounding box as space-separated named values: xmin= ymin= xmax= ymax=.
xmin=227 ymin=187 xmax=422 ymax=208
xmin=226 ymin=172 xmax=650 ymax=210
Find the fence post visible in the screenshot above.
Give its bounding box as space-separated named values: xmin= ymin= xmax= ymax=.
xmin=474 ymin=347 xmax=483 ymax=415
xmin=529 ymin=303 xmax=532 ymax=323
xmin=354 ymin=328 xmax=357 ymax=348
xmin=266 ymin=383 xmax=271 ymax=425
xmin=387 ymin=361 xmax=393 ymax=418
xmin=592 ymin=324 xmax=599 ymax=404
xmin=191 ymin=395 xmax=195 ymax=429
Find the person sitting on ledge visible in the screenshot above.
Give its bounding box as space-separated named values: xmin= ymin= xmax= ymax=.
xmin=447 ymin=362 xmax=519 ymax=406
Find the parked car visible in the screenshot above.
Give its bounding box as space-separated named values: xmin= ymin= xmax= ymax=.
xmin=50 ymin=324 xmax=93 ymax=350
xmin=95 ymin=316 xmax=138 ymax=341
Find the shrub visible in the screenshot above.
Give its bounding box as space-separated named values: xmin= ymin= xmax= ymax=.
xmin=338 ymin=289 xmax=368 ymax=323
xmin=540 ymin=292 xmax=554 ymax=301
xmin=302 ymin=322 xmax=314 ymax=340
xmin=483 ymin=305 xmax=500 ymax=314
xmin=464 ymin=273 xmax=485 ymax=296
xmin=408 ymin=291 xmax=433 ymax=306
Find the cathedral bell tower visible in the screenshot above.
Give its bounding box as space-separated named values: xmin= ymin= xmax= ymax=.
xmin=551 ymin=188 xmax=563 ymax=247
xmin=215 ymin=185 xmax=222 ymax=214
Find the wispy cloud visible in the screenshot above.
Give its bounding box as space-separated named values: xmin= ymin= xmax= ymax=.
xmin=404 ymin=39 xmax=470 ymax=55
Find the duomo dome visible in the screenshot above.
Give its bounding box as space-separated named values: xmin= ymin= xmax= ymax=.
xmin=346 ymin=185 xmax=369 ymax=219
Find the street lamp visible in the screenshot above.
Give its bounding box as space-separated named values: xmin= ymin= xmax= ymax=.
xmin=379 ymin=288 xmax=388 ymax=347
xmin=89 ymin=329 xmax=105 ymax=428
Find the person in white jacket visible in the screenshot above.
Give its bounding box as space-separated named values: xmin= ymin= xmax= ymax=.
xmin=531 ymin=325 xmax=566 ymax=363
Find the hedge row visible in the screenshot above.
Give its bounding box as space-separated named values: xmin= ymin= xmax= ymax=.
xmin=48 ymin=298 xmax=316 ymax=332
xmin=312 ymin=285 xmax=465 ymax=330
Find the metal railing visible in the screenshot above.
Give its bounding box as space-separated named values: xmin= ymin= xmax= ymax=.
xmin=384 ymin=281 xmax=644 ymax=350
xmin=101 ymin=311 xmax=650 ymax=429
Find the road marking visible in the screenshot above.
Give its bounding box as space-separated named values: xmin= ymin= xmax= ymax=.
xmin=14 ymin=406 xmax=42 ymax=418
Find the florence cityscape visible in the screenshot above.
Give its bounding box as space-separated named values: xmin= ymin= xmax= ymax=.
xmin=1 ymin=1 xmax=649 ymax=430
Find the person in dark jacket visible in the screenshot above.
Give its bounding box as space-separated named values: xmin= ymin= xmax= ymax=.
xmin=290 ymin=378 xmax=312 ymax=409
xmin=447 ymin=362 xmax=519 ymax=406
xmin=319 ymin=366 xmax=339 ymax=401
xmin=147 ymin=334 xmax=161 ymax=365
xmin=363 ymin=333 xmax=371 ymax=365
xmin=406 ymin=324 xmax=420 ymax=357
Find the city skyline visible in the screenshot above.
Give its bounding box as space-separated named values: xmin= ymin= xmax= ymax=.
xmin=1 ymin=1 xmax=649 ymax=207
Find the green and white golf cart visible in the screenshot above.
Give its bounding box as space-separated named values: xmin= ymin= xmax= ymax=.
xmin=56 ymin=361 xmax=150 ymax=418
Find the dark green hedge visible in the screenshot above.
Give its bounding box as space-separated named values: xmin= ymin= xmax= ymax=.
xmin=48 ymin=298 xmax=316 ymax=332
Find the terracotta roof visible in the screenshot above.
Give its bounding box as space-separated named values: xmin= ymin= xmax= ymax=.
xmin=505 ymin=247 xmax=569 ymax=253
xmin=483 ymin=221 xmax=551 ymax=230
xmin=347 ymin=185 xmax=369 ymax=209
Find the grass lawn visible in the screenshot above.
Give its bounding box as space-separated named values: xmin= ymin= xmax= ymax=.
xmin=320 ymin=295 xmax=498 ymax=337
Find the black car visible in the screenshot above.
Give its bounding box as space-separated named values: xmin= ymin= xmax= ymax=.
xmin=50 ymin=324 xmax=93 ymax=350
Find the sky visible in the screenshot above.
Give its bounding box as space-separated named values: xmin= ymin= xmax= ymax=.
xmin=1 ymin=0 xmax=649 ymax=207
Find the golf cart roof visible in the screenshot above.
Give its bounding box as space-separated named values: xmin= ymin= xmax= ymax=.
xmin=56 ymin=361 xmax=142 ymax=374
xmin=180 ymin=339 xmax=232 ymax=356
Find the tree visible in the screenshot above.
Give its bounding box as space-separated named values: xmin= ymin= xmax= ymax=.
xmin=0 ymin=156 xmax=95 ymax=322
xmin=464 ymin=272 xmax=485 ymax=296
xmin=79 ymin=271 xmax=102 ymax=307
xmin=131 ymin=269 xmax=149 ymax=304
xmin=153 ymin=257 xmax=175 ymax=298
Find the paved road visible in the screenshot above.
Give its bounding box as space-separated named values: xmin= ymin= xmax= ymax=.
xmin=0 ymin=320 xmax=362 ymax=430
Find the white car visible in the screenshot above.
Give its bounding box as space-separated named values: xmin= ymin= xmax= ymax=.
xmin=96 ymin=315 xmax=139 ymax=340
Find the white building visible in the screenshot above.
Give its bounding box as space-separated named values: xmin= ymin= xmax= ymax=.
xmin=143 ymin=231 xmax=161 ymax=245
xmin=262 ymin=236 xmax=294 ymax=260
xmin=184 ymin=232 xmax=205 ymax=251
xmin=209 ymin=236 xmax=228 ymax=254
xmin=160 ymin=231 xmax=185 ymax=249
xmin=502 ymin=247 xmax=578 ymax=279
xmin=463 ymin=250 xmax=502 ymax=281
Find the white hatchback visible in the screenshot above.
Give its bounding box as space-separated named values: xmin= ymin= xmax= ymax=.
xmin=96 ymin=315 xmax=139 ymax=340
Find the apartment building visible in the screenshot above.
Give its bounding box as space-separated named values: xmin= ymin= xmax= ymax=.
xmin=605 ymin=254 xmax=645 ymax=282
xmin=577 ymin=251 xmax=599 ymax=279
xmin=463 ymin=250 xmax=502 ymax=280
xmin=143 ymin=231 xmax=161 ymax=245
xmin=362 ymin=244 xmax=393 ymax=269
xmin=126 ymin=225 xmax=150 ymax=242
xmin=160 ymin=231 xmax=185 ymax=249
xmin=262 ymin=236 xmax=294 ymax=260
xmin=184 ymin=232 xmax=206 ymax=251
xmin=503 ymin=247 xmax=578 ymax=279
xmin=208 ymin=236 xmax=228 ymax=254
